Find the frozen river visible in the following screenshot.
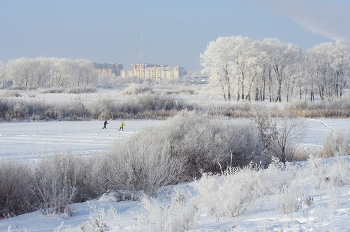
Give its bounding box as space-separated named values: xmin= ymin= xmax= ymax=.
xmin=0 ymin=119 xmax=163 ymax=161
xmin=1 ymin=118 xmax=350 ymax=161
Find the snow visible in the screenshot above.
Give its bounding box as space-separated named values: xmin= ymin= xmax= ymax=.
xmin=1 ymin=118 xmax=350 ymax=231
xmin=0 ymin=120 xmax=162 ymax=161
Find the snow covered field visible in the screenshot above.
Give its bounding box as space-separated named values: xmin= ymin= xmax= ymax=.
xmin=0 ymin=118 xmax=350 ymax=231
xmin=0 ymin=120 xmax=163 ymax=161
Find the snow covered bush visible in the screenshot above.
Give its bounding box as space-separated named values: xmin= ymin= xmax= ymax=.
xmin=114 ymin=93 xmax=188 ymax=119
xmin=287 ymin=98 xmax=350 ymax=118
xmin=54 ymin=153 xmax=350 ymax=232
xmin=194 ymin=157 xmax=309 ymax=219
xmin=0 ymin=98 xmax=90 ymax=121
xmin=195 ymin=167 xmax=262 ymax=219
xmin=86 ymin=96 xmax=116 ymax=120
xmin=323 ymin=128 xmax=350 ymax=157
xmin=253 ymin=111 xmax=305 ymax=163
xmin=77 ymin=205 xmax=123 ymax=232
xmin=99 ymin=137 xmax=187 ymax=196
xmin=307 ymin=155 xmax=350 ymax=190
xmin=123 ymin=83 xmax=154 ymax=95
xmin=273 ymin=183 xmax=306 ymax=214
xmin=136 ymin=93 xmax=185 ymax=111
xmin=135 ymin=193 xmax=199 ymax=232
xmin=98 ymin=113 xmax=267 ymax=197
xmin=0 ymin=90 xmax=21 ymax=97
xmin=0 ymin=160 xmax=34 ymax=217
xmin=28 ymin=152 xmax=93 ymax=216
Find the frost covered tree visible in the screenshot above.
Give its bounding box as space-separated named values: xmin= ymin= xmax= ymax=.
xmin=75 ymin=59 xmax=97 ymax=87
xmin=233 ymin=36 xmax=258 ymax=101
xmin=5 ymin=57 xmax=96 ymax=88
xmin=264 ymin=39 xmax=301 ymax=102
xmin=7 ymin=57 xmax=32 ymax=87
xmin=201 ymin=36 xmax=260 ymax=102
xmin=201 ymin=35 xmax=350 ymax=102
xmin=0 ymin=61 xmax=7 ymax=87
xmin=200 ymin=36 xmax=236 ymax=101
xmin=304 ymin=41 xmax=350 ymax=100
xmin=32 ymin=57 xmax=51 ymax=87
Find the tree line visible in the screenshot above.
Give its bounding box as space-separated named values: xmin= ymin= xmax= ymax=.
xmin=201 ymin=36 xmax=350 ymax=102
xmin=0 ymin=57 xmax=96 ymax=88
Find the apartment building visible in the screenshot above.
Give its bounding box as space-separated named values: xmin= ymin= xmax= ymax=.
xmin=93 ymin=63 xmax=123 ymax=76
xmin=121 ymin=63 xmax=187 ymax=80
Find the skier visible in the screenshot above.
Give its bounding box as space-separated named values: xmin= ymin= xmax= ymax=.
xmin=119 ymin=121 xmax=125 ymax=131
xmin=103 ymin=120 xmax=108 ymax=129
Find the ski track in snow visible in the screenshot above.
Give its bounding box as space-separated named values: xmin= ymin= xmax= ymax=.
xmin=309 ymin=118 xmax=334 ymax=131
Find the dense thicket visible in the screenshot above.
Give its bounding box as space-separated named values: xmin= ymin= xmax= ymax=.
xmin=201 ymin=36 xmax=350 ymax=102
xmin=0 ymin=92 xmax=189 ymax=121
xmin=0 ymin=113 xmax=269 ymax=217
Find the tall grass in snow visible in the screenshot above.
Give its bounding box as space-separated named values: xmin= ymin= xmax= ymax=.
xmin=59 ymin=155 xmax=350 ymax=232
xmin=0 ymin=92 xmax=189 ymax=121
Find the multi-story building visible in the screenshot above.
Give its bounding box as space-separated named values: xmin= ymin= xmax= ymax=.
xmin=93 ymin=63 xmax=123 ymax=76
xmin=121 ymin=63 xmax=187 ymax=80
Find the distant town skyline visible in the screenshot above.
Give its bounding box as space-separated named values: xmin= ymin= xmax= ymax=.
xmin=1 ymin=0 xmax=349 ymax=72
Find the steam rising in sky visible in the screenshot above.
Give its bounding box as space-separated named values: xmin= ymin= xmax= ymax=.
xmin=249 ymin=0 xmax=350 ymax=41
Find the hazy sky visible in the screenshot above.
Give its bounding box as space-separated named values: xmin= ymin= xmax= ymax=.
xmin=0 ymin=0 xmax=348 ymax=72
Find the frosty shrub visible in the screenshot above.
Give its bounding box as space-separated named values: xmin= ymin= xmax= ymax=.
xmin=287 ymin=98 xmax=350 ymax=117
xmin=0 ymin=92 xmax=192 ymax=121
xmin=322 ymin=128 xmax=350 ymax=157
xmin=273 ymin=183 xmax=306 ymax=214
xmin=115 ymin=93 xmax=188 ymax=119
xmin=100 ymin=137 xmax=187 ymax=196
xmin=39 ymin=88 xmax=98 ymax=94
xmin=135 ymin=194 xmax=199 ymax=232
xmin=306 ymin=155 xmax=350 ymax=190
xmin=40 ymin=102 xmax=83 ymax=121
xmin=0 ymin=152 xmax=100 ymax=218
xmin=0 ymin=98 xmax=48 ymax=121
xmin=195 ymin=166 xmax=263 ymax=219
xmin=65 ymin=87 xmax=98 ymax=94
xmin=136 ymin=93 xmax=184 ymax=111
xmin=115 ymin=98 xmax=143 ymax=116
xmin=260 ymin=157 xmax=298 ymax=194
xmin=253 ymin=111 xmax=305 ymax=163
xmin=62 ymin=191 xmax=199 ymax=232
xmin=194 ymin=157 xmax=310 ymax=220
xmin=123 ymin=83 xmax=154 ymax=95
xmin=28 ymin=152 xmax=93 ymax=216
xmin=40 ymin=88 xmax=66 ymax=94
xmin=194 ymin=160 xmax=298 ymax=220
xmin=0 ymin=160 xmax=34 ymax=217
xmin=86 ymin=96 xmax=116 ymax=120
xmin=104 ymin=113 xmax=267 ymax=196
xmin=0 ymin=90 xmax=21 ymax=97
xmin=198 ymin=101 xmax=254 ymax=118
xmin=0 ymin=98 xmax=90 ymax=121
xmin=164 ymin=88 xmax=195 ymax=95
xmin=76 ymin=205 xmax=123 ymax=232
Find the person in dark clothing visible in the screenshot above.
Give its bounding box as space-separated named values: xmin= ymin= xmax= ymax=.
xmin=103 ymin=120 xmax=108 ymax=129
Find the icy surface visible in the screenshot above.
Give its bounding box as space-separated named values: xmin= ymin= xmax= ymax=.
xmin=0 ymin=120 xmax=162 ymax=161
